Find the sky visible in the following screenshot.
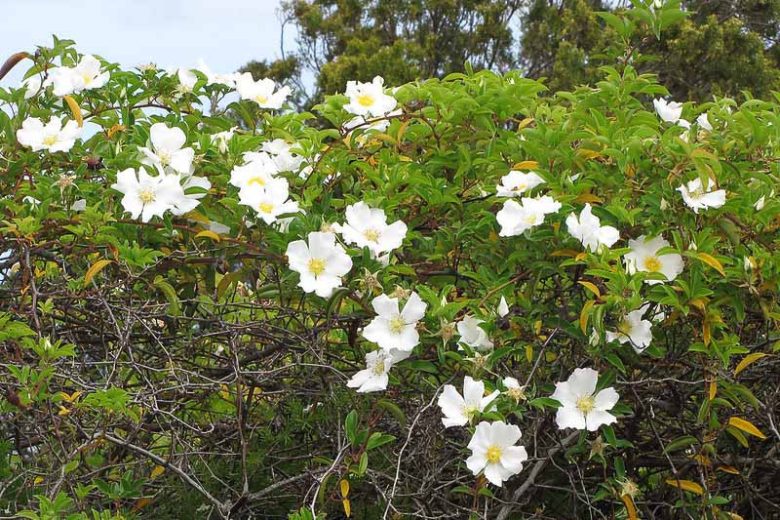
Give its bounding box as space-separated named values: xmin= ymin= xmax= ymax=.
xmin=1 ymin=0 xmax=292 ymax=86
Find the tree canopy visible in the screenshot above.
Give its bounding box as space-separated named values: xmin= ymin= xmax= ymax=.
xmin=254 ymin=0 xmax=780 ymax=104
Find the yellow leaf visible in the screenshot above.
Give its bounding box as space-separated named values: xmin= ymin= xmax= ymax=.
xmin=517 ymin=117 xmax=534 ymax=130
xmin=533 ymin=320 xmax=542 ymax=336
xmin=702 ymin=319 xmax=711 ymax=346
xmin=665 ymin=479 xmax=704 ymax=495
xmin=688 ymin=298 xmax=707 ymax=312
xmin=512 ymin=160 xmax=539 ymax=170
xmin=550 ymin=249 xmax=580 ymax=258
xmin=696 ymin=252 xmax=725 ymax=276
xmin=132 ymin=498 xmax=153 ymax=512
xmin=525 ymin=345 xmax=534 ymax=363
xmin=545 ymin=351 xmax=557 ymax=362
xmin=34 ymin=476 xmax=44 ymax=485
xmin=574 ymin=193 xmax=604 ymax=204
xmin=580 ymin=300 xmax=595 ymax=334
xmin=728 ymin=417 xmax=767 ymax=440
xmin=575 ymin=252 xmax=588 ymax=262
xmin=84 ymin=259 xmax=112 ymax=287
xmin=577 ymin=148 xmax=602 ymax=160
xmin=184 ymin=210 xmax=211 ymax=224
xmin=194 ymin=230 xmax=221 ymax=242
xmin=339 ymin=478 xmax=349 ymax=498
xmin=107 ymin=123 xmax=126 ymax=138
xmin=717 ymin=465 xmax=740 ymax=475
xmin=620 ymin=494 xmax=638 ymax=520
xmin=63 ymin=95 xmax=83 ymax=127
xmin=59 ymin=390 xmax=82 ymax=403
xmin=58 ymin=406 xmax=71 ymax=416
xmin=150 ymin=465 xmax=166 ymax=479
xmin=734 ymin=353 xmax=768 ymax=377
xmin=708 ymin=380 xmax=717 ymax=400
xmin=578 ymin=281 xmax=601 ymax=299
xmin=342 ymin=498 xmax=351 ymax=518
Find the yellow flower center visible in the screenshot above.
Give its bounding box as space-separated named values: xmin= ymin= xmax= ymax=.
xmin=576 ymin=395 xmax=596 ymax=414
xmin=254 ymin=95 xmax=269 ymax=105
xmin=259 ymin=202 xmax=274 ymax=214
xmin=524 ymin=214 xmax=539 ymax=225
xmin=363 ymin=228 xmax=380 ymax=242
xmin=139 ymin=188 xmax=156 ymax=204
xmin=643 ymin=256 xmax=662 ymax=272
xmin=371 ymin=359 xmax=386 ymax=376
xmin=42 ymin=134 xmax=58 ymax=146
xmin=388 ymin=316 xmax=406 ymax=334
xmin=507 ymin=387 xmax=526 ymax=402
xmin=82 ymin=73 xmax=93 ymax=86
xmin=247 ymin=176 xmax=266 ymax=187
xmin=513 ymin=182 xmax=527 ymax=192
xmin=157 ymin=150 xmax=172 ymax=166
xmin=463 ymin=404 xmax=479 ymax=420
xmin=307 ymin=258 xmax=325 ymax=276
xmin=356 ymin=94 xmax=375 ymax=107
xmin=617 ymin=319 xmax=633 ymax=336
xmin=486 ymin=445 xmax=503 ymax=464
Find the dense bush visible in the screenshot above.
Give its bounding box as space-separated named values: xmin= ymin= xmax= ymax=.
xmin=1 ymin=6 xmax=779 ymax=519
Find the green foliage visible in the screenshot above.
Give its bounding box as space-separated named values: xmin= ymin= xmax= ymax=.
xmin=0 ymin=25 xmax=779 ymax=520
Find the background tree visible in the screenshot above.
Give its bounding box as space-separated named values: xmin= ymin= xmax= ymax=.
xmin=255 ymin=0 xmax=780 ymax=103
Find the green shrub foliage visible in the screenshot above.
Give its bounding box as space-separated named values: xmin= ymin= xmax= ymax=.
xmin=0 ymin=7 xmax=779 ymax=519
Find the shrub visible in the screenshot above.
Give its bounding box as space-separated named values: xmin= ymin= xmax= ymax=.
xmin=0 ymin=10 xmax=778 ymax=520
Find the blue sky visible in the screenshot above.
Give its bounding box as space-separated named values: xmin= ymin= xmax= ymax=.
xmin=1 ymin=0 xmax=291 ymax=85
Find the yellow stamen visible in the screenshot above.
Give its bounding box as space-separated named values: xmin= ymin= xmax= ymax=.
xmin=388 ymin=316 xmax=406 ymax=334
xmin=576 ymin=395 xmax=596 ymax=414
xmin=363 ymin=229 xmax=380 ymax=242
xmin=157 ymin=150 xmax=172 ymax=166
xmin=486 ymin=445 xmax=502 ymax=464
xmin=356 ymin=94 xmax=374 ymax=107
xmin=42 ymin=135 xmax=58 ymax=146
xmin=259 ymin=202 xmax=274 ymax=214
xmin=617 ymin=319 xmax=632 ymax=336
xmin=371 ymin=360 xmax=386 ymax=375
xmin=643 ymin=256 xmax=662 ymax=272
xmin=255 ymin=95 xmax=269 ymax=105
xmin=308 ymin=258 xmax=325 ymax=276
xmin=247 ymin=176 xmax=266 ymax=187
xmin=139 ymin=189 xmax=156 ymax=204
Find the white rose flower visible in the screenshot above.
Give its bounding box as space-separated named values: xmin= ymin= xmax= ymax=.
xmin=466 ymin=421 xmax=528 ymax=487
xmin=333 ymin=202 xmax=408 ymax=258
xmin=457 ymin=315 xmax=494 ymax=351
xmin=362 ymin=292 xmax=427 ymax=352
xmin=286 ymin=232 xmax=353 ymax=298
xmin=566 ymin=203 xmax=620 ymax=251
xmin=235 ymin=73 xmax=291 ymax=109
xmin=677 ymin=177 xmax=726 ymax=213
xmin=437 ymin=376 xmax=499 ymax=428
xmin=139 ymin=123 xmax=195 ymax=175
xmin=496 ymin=195 xmax=561 ymax=237
xmin=17 ymin=116 xmax=81 ymax=153
xmin=624 ymin=235 xmax=684 ymax=284
xmin=495 ymin=170 xmax=545 ymax=197
xmin=605 ymin=304 xmax=653 ymax=353
xmin=343 ymin=76 xmax=397 ymax=117
xmin=347 ymin=348 xmax=409 ymax=393
xmin=653 ymin=98 xmax=683 ymax=123
xmin=551 ymin=368 xmax=619 ymax=431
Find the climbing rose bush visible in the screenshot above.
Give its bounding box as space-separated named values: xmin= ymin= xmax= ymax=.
xmin=0 ymin=33 xmax=779 ymax=520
